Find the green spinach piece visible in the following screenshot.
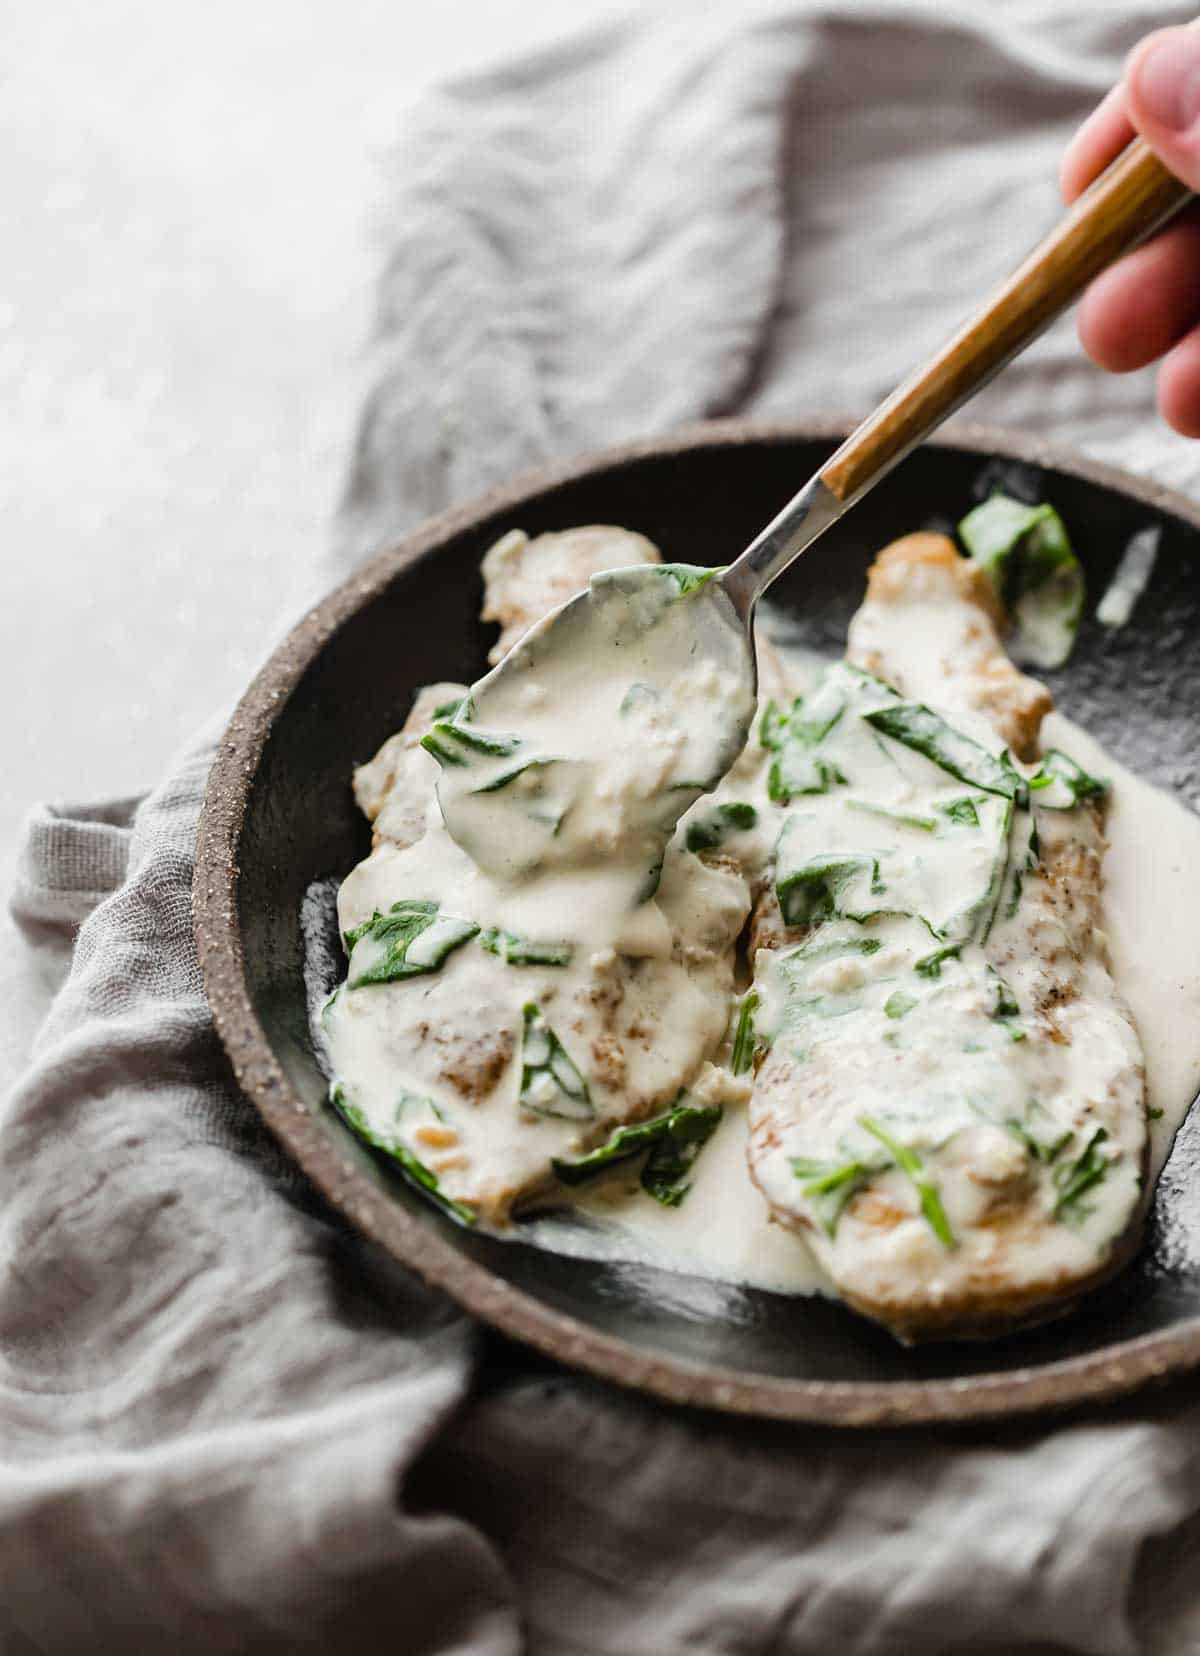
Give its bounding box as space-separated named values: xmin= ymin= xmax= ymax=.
xmin=330 ymin=1084 xmax=475 ymax=1225
xmin=790 ymin=1154 xmax=887 ymax=1237
xmin=519 ymin=1004 xmax=593 ymax=1120
xmin=1032 ymin=748 xmax=1110 ymax=808
xmin=640 ymin=1105 xmax=724 ymax=1205
xmin=1054 ymin=1127 xmax=1110 ymax=1222
xmin=730 ymin=991 xmax=760 ymax=1075
xmin=768 ymin=752 xmax=847 ymax=802
xmin=915 ymin=943 xmax=961 ymax=979
xmin=939 ymin=795 xmax=984 ymax=827
xmin=420 ymin=720 xmax=522 ymax=768
xmin=686 ymin=801 xmax=758 ymax=853
xmin=479 ymin=928 xmax=573 ymax=967
xmin=958 ymin=492 xmax=1084 ymax=668
xmin=759 ymin=699 xmax=790 ymax=750
xmin=346 ymin=901 xmax=478 ymax=988
xmin=845 ymin=800 xmax=937 ymax=832
xmin=764 ymin=677 xmax=849 ymax=803
xmin=1003 ymin=1101 xmax=1072 ymax=1164
xmin=469 ymin=757 xmax=553 ymax=794
xmin=657 ymin=563 xmax=725 ymax=597
xmin=884 ymin=989 xmax=917 ymax=1020
xmin=552 ymin=1102 xmax=722 ymax=1207
xmin=865 ymin=703 xmax=1025 ymax=804
xmin=859 ymin=1115 xmax=955 ymax=1248
xmin=776 ymin=853 xmax=884 ymax=928
xmin=987 ymin=966 xmax=1025 ymax=1040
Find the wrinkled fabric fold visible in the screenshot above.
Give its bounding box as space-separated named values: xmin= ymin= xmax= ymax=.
xmin=5 ymin=3 xmax=1200 ymax=1652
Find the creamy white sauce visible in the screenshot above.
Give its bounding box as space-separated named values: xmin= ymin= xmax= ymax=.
xmin=432 ymin=564 xmax=755 ymax=901
xmin=1043 ymin=709 xmax=1200 ymax=1178
xmin=313 ymin=528 xmax=1200 ymax=1319
xmin=520 ymin=1096 xmax=827 ymax=1295
xmin=514 ymin=693 xmax=1200 ymax=1299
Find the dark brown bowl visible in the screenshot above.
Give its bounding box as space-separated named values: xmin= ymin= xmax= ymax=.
xmin=195 ymin=418 xmax=1200 ymax=1426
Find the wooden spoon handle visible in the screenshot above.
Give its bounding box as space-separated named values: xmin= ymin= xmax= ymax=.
xmin=820 ymin=138 xmax=1193 ymax=504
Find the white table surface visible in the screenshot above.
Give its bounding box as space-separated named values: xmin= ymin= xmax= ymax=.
xmin=1 ymin=0 xmax=628 ymax=848
xmin=0 ymin=0 xmax=625 ymax=1088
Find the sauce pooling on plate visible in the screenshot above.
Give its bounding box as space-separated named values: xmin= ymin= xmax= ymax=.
xmin=315 ymin=521 xmax=1200 ymax=1341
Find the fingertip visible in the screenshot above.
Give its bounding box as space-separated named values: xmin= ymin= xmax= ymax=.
xmin=1126 ymin=25 xmax=1200 ymax=191
xmin=1060 ymin=84 xmax=1134 ymax=203
xmin=1076 ymin=268 xmax=1141 ymax=373
xmin=1158 ymin=330 xmax=1200 ymax=437
xmin=1075 ymin=215 xmax=1200 ymax=374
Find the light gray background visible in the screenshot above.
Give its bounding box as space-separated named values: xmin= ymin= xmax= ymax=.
xmin=1 ymin=0 xmax=627 ymax=846
xmin=0 ymin=0 xmax=625 ymax=1088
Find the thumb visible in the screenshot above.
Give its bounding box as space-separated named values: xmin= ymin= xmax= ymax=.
xmin=1126 ymin=25 xmax=1200 ymax=192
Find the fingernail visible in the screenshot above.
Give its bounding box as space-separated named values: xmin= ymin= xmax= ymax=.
xmin=1135 ymin=30 xmax=1200 ymax=132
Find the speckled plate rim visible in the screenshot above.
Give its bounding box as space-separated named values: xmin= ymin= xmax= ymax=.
xmin=195 ymin=416 xmax=1200 ymax=1428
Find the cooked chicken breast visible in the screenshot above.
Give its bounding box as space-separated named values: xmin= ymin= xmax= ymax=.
xmin=746 ymin=534 xmax=1147 ymax=1339
xmin=481 ymin=524 xmax=661 ymax=664
xmin=847 ymin=532 xmax=1051 ymax=759
xmin=354 ymin=682 xmax=467 ymax=850
xmin=324 ymin=518 xmax=1149 ymax=1336
xmin=327 ymin=527 xmax=749 ymax=1223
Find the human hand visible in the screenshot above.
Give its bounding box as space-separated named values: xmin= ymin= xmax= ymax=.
xmin=1062 ymin=26 xmax=1200 ymax=435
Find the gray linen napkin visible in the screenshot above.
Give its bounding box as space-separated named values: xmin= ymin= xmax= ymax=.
xmin=6 ymin=5 xmax=1200 ymax=1652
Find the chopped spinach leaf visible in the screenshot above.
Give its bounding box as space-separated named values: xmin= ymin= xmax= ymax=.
xmin=1054 ymin=1127 xmax=1110 ymax=1221
xmin=1032 ymin=748 xmax=1110 ymax=808
xmin=865 ymin=703 xmax=1025 ymax=803
xmin=552 ymin=1102 xmax=722 ymax=1206
xmin=987 ymin=966 xmax=1025 ymax=1040
xmin=958 ymin=492 xmax=1084 ymax=669
xmin=552 ymin=1099 xmax=721 ymax=1192
xmin=479 ymin=928 xmax=573 ymax=967
xmin=640 ymin=1105 xmax=724 ymax=1205
xmin=789 ymin=679 xmax=847 ymax=746
xmin=940 ymin=795 xmax=983 ymax=827
xmin=777 ymin=853 xmax=884 ymax=928
xmin=421 ymin=720 xmax=522 ymax=768
xmin=768 ymin=752 xmax=847 ymax=803
xmin=780 ymin=934 xmax=884 ymax=968
xmin=915 ymin=943 xmax=961 ymax=979
xmin=759 ymin=698 xmax=790 ymax=750
xmin=730 ymin=991 xmax=760 ymax=1075
xmin=657 ymin=563 xmax=725 ymax=597
xmin=858 ymin=1115 xmax=955 ymax=1248
xmin=1004 ymin=1101 xmax=1072 ymax=1164
xmin=346 ymin=901 xmax=478 ymax=988
xmin=988 ymin=967 xmax=1020 ymax=1021
xmin=845 ymin=799 xmax=937 ymax=832
xmin=790 ymin=1154 xmax=885 ymax=1236
xmin=330 ymin=1084 xmax=475 ymax=1225
xmin=884 ymin=989 xmax=917 ymax=1019
xmin=1000 ymin=805 xmax=1038 ymax=923
xmin=763 ymin=677 xmax=850 ymax=802
xmin=519 ymin=1004 xmax=593 ymax=1120
xmin=344 ymin=898 xmax=436 ymax=951
xmin=472 ymin=756 xmax=560 ymax=794
xmin=686 ymin=801 xmax=758 ymax=853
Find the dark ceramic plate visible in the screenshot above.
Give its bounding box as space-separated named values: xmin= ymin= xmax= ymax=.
xmin=195 ymin=419 xmax=1200 ymax=1426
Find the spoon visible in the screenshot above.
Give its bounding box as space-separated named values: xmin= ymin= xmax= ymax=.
xmin=430 ymin=134 xmax=1191 ymax=881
